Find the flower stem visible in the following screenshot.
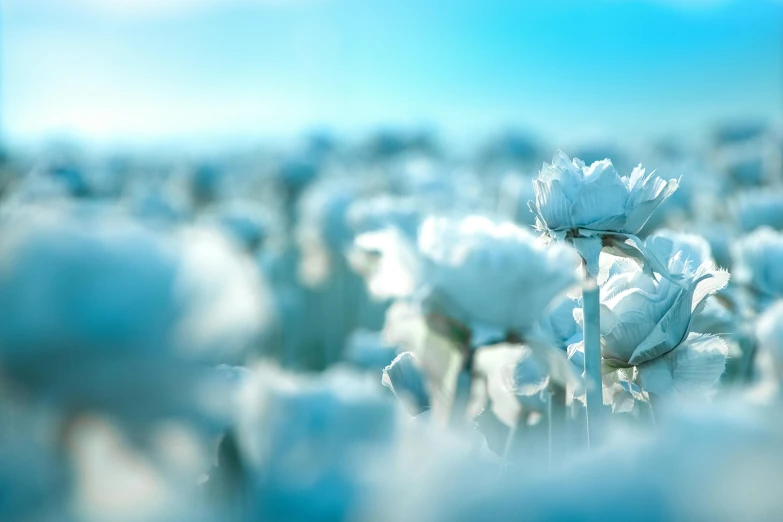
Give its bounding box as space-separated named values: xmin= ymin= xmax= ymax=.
xmin=549 ymin=385 xmax=566 ymax=463
xmin=546 ymin=391 xmax=553 ymax=468
xmin=582 ymin=278 xmax=603 ymax=447
xmin=449 ymin=350 xmax=474 ymax=427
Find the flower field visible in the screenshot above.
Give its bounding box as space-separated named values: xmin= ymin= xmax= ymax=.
xmin=0 ymin=127 xmax=781 ymax=521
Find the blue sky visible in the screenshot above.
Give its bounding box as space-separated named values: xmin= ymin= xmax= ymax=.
xmin=1 ymin=0 xmax=781 ymax=148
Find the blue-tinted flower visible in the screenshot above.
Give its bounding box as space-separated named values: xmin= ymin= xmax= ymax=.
xmin=356 ymin=216 xmax=580 ymax=347
xmin=0 ymin=205 xmax=267 ymax=434
xmin=530 ymin=150 xmax=678 ymax=237
xmin=530 ymin=151 xmax=678 ymax=275
xmin=637 ymin=333 xmax=729 ymax=396
xmin=533 ymin=296 xmax=582 ymax=352
xmin=595 ymin=259 xmax=728 ymax=368
xmin=417 ymin=216 xmax=579 ymax=346
xmin=236 ymin=367 xmax=397 ymax=522
xmin=734 ymin=190 xmax=783 ymax=232
xmin=644 ymin=229 xmax=714 ymax=271
xmin=734 ymin=227 xmax=783 ymax=304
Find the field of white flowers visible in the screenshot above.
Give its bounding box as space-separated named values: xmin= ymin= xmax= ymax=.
xmin=0 ymin=126 xmax=782 ymax=521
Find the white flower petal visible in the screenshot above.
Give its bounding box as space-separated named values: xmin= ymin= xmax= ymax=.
xmin=533 ymin=179 xmax=572 ymax=231
xmin=570 ymin=170 xmax=628 ymax=229
xmin=624 ymin=176 xmax=679 ymax=234
xmin=638 ymin=333 xmax=727 ymax=396
xmin=382 ymin=352 xmax=430 ymax=416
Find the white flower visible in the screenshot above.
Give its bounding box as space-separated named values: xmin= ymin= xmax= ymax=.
xmin=645 ymin=231 xmax=744 ymax=345
xmin=581 ymin=257 xmax=729 ymax=396
xmin=734 ymin=227 xmax=783 ymax=302
xmin=636 ymin=333 xmax=729 ymax=396
xmin=418 ymin=216 xmax=580 ymax=347
xmin=352 ymin=228 xmax=422 ymax=299
xmin=529 ymin=151 xmax=678 ymax=275
xmin=530 ymin=150 xmax=678 ymax=237
xmin=357 ymin=216 xmax=579 ymax=347
xmin=595 ymin=259 xmax=728 ymax=368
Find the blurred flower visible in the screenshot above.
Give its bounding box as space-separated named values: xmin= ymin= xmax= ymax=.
xmin=352 ymin=228 xmax=421 ymax=299
xmin=735 ymin=190 xmax=783 ymax=233
xmin=235 ymin=367 xmax=398 ymax=522
xmin=694 ymin=223 xmax=735 ymax=270
xmin=533 ymin=296 xmax=582 ymax=352
xmin=506 ymin=346 xmax=551 ymax=413
xmin=296 ymin=179 xmax=360 ymax=287
xmin=734 ymin=227 xmax=783 ymax=306
xmin=417 ymin=216 xmax=580 ymax=347
xmin=0 ymin=205 xmax=268 ymax=435
xmin=347 ymin=195 xmax=420 ymax=239
xmin=644 ymin=229 xmax=714 ymax=270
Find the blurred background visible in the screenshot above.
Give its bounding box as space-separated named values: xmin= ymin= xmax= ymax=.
xmin=2 ymin=0 xmax=781 ymax=152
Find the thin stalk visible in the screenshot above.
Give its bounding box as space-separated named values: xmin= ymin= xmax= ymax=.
xmin=449 ymin=350 xmax=475 ymax=427
xmin=546 ymin=391 xmax=553 ymax=468
xmin=497 ymin=412 xmax=528 ymax=478
xmin=550 ymin=385 xmax=567 ymax=462
xmin=647 ymin=392 xmax=663 ymax=425
xmin=582 ymin=278 xmax=603 ymax=447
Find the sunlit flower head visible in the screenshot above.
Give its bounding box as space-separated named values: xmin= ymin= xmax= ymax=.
xmin=530 ymin=150 xmax=679 ymax=238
